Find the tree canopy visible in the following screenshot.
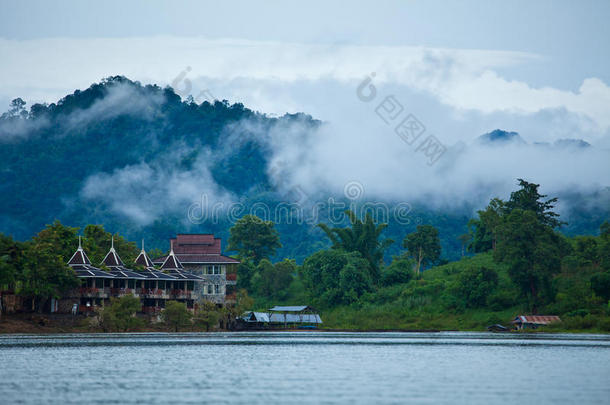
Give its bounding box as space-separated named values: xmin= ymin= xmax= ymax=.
xmin=403 ymin=225 xmax=441 ymax=276
xmin=318 ymin=210 xmax=393 ymax=280
xmin=227 ymin=215 xmax=282 ymax=265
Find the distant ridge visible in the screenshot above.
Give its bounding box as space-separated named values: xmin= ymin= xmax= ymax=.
xmin=477 ymin=129 xmax=525 ymax=145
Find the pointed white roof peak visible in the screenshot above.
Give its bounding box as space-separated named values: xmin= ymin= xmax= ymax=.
xmin=68 ymin=236 xmax=91 ymax=266
xmin=102 ymin=235 xmax=124 ymax=267
xmin=160 ymin=241 xmax=183 ymax=270
xmin=135 ymin=239 xmax=155 ymax=268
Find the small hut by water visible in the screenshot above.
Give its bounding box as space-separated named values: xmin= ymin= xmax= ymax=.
xmin=511 ymin=315 xmax=561 ymax=330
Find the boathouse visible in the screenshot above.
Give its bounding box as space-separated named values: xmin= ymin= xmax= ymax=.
xmin=511 ymin=315 xmax=561 ymax=330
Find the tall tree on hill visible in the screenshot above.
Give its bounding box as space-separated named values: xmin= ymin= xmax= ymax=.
xmin=228 ymin=215 xmax=282 ymax=265
xmin=494 ymin=209 xmax=570 ymax=312
xmin=457 ymin=233 xmax=471 ymax=257
xmin=469 ymin=180 xmax=564 ymax=253
xmin=468 ymin=198 xmax=505 ymax=252
xmin=505 ymin=178 xmax=565 ymax=228
xmin=403 ymin=225 xmax=441 ymax=276
xmin=318 ymin=210 xmax=393 ymax=280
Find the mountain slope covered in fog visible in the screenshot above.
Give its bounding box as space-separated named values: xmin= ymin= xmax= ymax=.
xmin=0 ymin=77 xmax=608 ymax=261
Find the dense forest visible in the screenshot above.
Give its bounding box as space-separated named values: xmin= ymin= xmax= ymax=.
xmin=231 ymin=180 xmax=610 ymax=331
xmin=1 ymin=179 xmax=609 ymax=331
xmin=0 ymin=77 xmax=608 ymax=263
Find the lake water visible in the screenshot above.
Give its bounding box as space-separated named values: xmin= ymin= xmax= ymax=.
xmin=1 ymin=332 xmax=609 ymax=404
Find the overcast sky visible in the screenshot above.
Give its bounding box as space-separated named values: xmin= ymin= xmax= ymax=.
xmin=1 ymin=0 xmax=609 ymax=210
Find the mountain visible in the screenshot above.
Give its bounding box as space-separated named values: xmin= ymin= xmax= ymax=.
xmin=477 ymin=129 xmax=525 ymax=145
xmin=0 ymin=77 xmax=607 ymax=262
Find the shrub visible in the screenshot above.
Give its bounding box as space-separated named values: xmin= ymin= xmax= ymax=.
xmin=487 ymin=290 xmax=517 ymax=311
xmin=162 ymin=301 xmax=192 ymax=332
xmin=591 ymin=272 xmax=610 ymax=302
xmin=454 ymin=267 xmax=499 ymax=308
xmin=565 ymin=309 xmax=590 ymax=318
xmin=381 ymin=256 xmax=414 ymax=286
xmin=98 ymin=295 xmax=143 ymax=332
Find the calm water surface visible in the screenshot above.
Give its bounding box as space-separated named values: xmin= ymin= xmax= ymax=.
xmin=1 ymin=332 xmax=609 ymax=404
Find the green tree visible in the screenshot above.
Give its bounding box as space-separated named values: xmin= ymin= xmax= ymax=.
xmin=494 ymin=209 xmax=569 ymax=312
xmin=468 ymin=198 xmax=505 ymax=253
xmin=339 ymin=261 xmax=373 ymax=303
xmin=505 ymin=178 xmax=564 ymax=228
xmin=403 ymin=225 xmax=441 ymax=277
xmin=222 ymin=289 xmax=255 ymax=330
xmin=318 ymin=210 xmax=393 ymax=280
xmin=300 ymin=250 xmax=370 ymax=306
xmin=34 ymin=220 xmax=79 ymax=260
xmin=20 ymin=222 xmax=80 ymax=312
xmin=236 ymin=261 xmax=256 ymax=291
xmin=454 ymin=267 xmax=499 ymax=308
xmin=381 ymin=255 xmax=414 ymax=286
xmin=599 ymin=221 xmax=610 ymax=271
xmin=590 ymin=272 xmax=610 ymax=302
xmin=162 ymin=301 xmax=192 ymax=332
xmin=251 ymin=259 xmax=294 ymax=298
xmin=99 ymin=295 xmax=143 ymax=332
xmin=227 ymin=215 xmax=282 ymax=264
xmin=194 ymin=300 xmax=221 ymax=331
xmin=571 ymin=236 xmax=600 ymax=266
xmin=457 ymin=233 xmax=471 ymax=257
xmin=0 ymin=233 xmax=23 ymax=290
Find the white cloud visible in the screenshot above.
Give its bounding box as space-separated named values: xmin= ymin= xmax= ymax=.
xmin=1 ymin=36 xmax=609 ymax=133
xmin=80 ymin=149 xmax=234 ymax=226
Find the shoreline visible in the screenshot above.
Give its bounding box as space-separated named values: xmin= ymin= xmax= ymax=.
xmin=1 ymin=314 xmax=608 ymax=335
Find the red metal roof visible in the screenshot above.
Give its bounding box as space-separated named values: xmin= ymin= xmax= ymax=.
xmin=171 ymin=234 xmax=222 ymax=255
xmin=512 ymin=315 xmax=561 ymax=325
xmin=153 ymin=254 xmax=239 ymax=264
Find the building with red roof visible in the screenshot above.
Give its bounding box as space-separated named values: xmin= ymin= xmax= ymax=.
xmin=153 ymin=234 xmax=239 ymax=305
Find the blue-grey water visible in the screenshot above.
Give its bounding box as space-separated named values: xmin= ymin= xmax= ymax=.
xmin=1 ymin=332 xmax=609 ymax=404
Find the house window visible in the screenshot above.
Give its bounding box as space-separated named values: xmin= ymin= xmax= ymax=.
xmin=207 ymin=285 xmax=212 ymax=294
xmin=207 ymin=265 xmax=213 ymax=275
xmin=214 ymin=266 xmax=220 ymax=275
xmin=214 ymin=285 xmax=220 ymax=294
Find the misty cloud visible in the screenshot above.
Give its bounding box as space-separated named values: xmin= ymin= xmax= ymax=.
xmin=80 ymin=148 xmax=234 ymax=226
xmin=65 ymin=81 xmax=165 ymax=128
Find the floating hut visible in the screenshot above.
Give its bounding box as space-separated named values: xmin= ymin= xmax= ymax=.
xmin=511 ymin=315 xmax=561 ymax=330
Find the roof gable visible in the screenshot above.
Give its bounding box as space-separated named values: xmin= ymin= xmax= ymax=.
xmin=101 ymin=237 xmax=125 ymax=267
xmin=134 ymin=240 xmax=155 ymax=268
xmin=160 ymin=245 xmax=183 ymax=270
xmin=67 ymin=236 xmax=92 ymax=266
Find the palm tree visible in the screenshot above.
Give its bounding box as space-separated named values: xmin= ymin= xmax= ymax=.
xmin=318 ymin=210 xmax=393 ymax=280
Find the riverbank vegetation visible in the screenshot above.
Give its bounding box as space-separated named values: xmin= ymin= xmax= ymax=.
xmin=1 ymin=179 xmax=609 ymax=333
xmin=233 ymin=180 xmax=610 ymax=332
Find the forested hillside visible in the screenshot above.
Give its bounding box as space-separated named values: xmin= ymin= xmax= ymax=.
xmin=0 ymin=77 xmax=608 ymax=262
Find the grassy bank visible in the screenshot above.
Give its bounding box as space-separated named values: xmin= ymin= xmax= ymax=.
xmin=315 ymin=252 xmax=610 ymax=333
